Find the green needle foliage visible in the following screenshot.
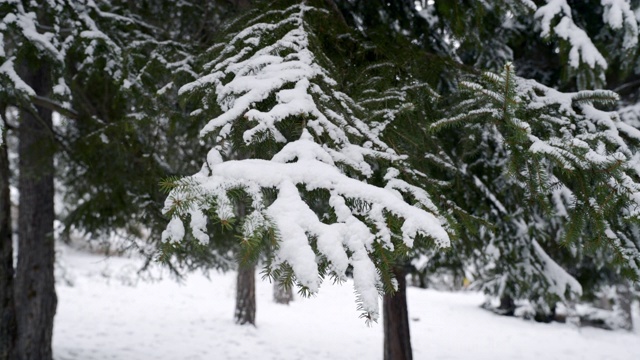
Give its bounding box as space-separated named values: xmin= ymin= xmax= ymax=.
xmin=430 ymin=62 xmax=640 ymax=313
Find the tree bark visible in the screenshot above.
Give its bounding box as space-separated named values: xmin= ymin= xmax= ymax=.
xmin=15 ymin=63 xmax=57 ymax=360
xmin=0 ymin=120 xmax=16 ymax=360
xmin=383 ymin=266 xmax=412 ymax=360
xmin=234 ymin=264 xmax=256 ymax=325
xmin=273 ymin=281 xmax=293 ymax=305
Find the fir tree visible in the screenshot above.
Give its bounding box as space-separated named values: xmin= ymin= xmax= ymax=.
xmin=345 ymin=0 xmax=640 ymax=324
xmin=431 ymin=62 xmax=640 ymax=315
xmin=161 ymin=0 xmax=450 ymax=323
xmin=0 ymin=0 xmax=233 ymax=355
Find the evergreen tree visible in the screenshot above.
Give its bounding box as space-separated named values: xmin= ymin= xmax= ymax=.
xmin=0 ymin=0 xmax=235 ymax=355
xmin=408 ymin=0 xmax=640 ymax=318
xmin=0 ymin=2 xmax=68 ymax=357
xmin=161 ymin=0 xmax=450 ymax=324
xmin=431 ymin=63 xmax=640 ymax=316
xmin=344 ymin=0 xmax=640 ymax=323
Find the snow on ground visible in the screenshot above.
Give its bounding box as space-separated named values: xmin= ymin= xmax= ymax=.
xmin=53 ymin=247 xmax=639 ymax=360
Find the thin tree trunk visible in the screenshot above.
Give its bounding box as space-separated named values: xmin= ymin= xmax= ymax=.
xmin=15 ymin=63 xmax=57 ymax=360
xmin=0 ymin=119 xmax=16 ymax=360
xmin=273 ymin=281 xmax=293 ymax=305
xmin=383 ymin=266 xmax=412 ymax=360
xmin=235 ymin=264 xmax=256 ymax=325
xmin=617 ymin=283 xmax=633 ymax=331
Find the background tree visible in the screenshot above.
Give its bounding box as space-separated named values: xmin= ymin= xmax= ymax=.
xmin=0 ymin=0 xmax=236 ymax=355
xmin=273 ymin=280 xmax=294 ymax=305
xmin=340 ymin=0 xmax=640 ymax=324
xmin=0 ymin=2 xmax=70 ymax=357
xmin=431 ymin=63 xmax=640 ymax=316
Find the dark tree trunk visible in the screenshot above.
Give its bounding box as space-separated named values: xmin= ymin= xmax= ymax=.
xmin=235 ymin=264 xmax=256 ymax=325
xmin=0 ymin=121 xmax=16 ymax=360
xmin=498 ymin=294 xmax=516 ymax=316
xmin=15 ymin=63 xmax=57 ymax=360
xmin=383 ymin=266 xmax=412 ymax=360
xmin=273 ymin=281 xmax=293 ymax=305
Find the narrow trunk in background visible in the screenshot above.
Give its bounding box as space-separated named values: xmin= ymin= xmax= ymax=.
xmin=617 ymin=283 xmax=633 ymax=331
xmin=0 ymin=122 xmax=16 ymax=360
xmin=15 ymin=63 xmax=57 ymax=360
xmin=498 ymin=294 xmax=516 ymax=316
xmin=235 ymin=264 xmax=256 ymax=325
xmin=273 ymin=281 xmax=293 ymax=305
xmin=383 ymin=266 xmax=412 ymax=360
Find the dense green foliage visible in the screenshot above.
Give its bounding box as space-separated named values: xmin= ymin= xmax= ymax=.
xmin=1 ymin=0 xmax=639 ymax=330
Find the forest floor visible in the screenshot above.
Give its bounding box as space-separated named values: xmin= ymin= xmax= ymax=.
xmin=53 ymin=245 xmax=639 ymax=360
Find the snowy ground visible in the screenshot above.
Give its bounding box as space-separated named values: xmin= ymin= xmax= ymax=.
xmin=53 ymin=247 xmax=640 ymax=360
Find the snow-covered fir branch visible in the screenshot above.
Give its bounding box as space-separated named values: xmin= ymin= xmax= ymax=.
xmin=0 ymin=0 xmax=195 ymax=115
xmin=534 ymin=0 xmax=639 ymax=87
xmin=163 ymin=2 xmax=450 ymax=321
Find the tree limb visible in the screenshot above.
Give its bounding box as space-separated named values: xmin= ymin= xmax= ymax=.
xmin=31 ymin=95 xmax=79 ymax=120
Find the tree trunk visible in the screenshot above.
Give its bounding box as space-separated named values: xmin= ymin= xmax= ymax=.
xmin=617 ymin=283 xmax=633 ymax=331
xmin=273 ymin=281 xmax=293 ymax=305
xmin=383 ymin=266 xmax=412 ymax=360
xmin=498 ymin=294 xmax=516 ymax=316
xmin=235 ymin=264 xmax=256 ymax=325
xmin=0 ymin=120 xmax=16 ymax=360
xmin=15 ymin=63 xmax=57 ymax=360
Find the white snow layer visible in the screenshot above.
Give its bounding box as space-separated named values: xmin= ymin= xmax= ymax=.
xmin=601 ymin=0 xmax=639 ymax=49
xmin=532 ymin=239 xmax=583 ymax=298
xmin=535 ymin=0 xmax=607 ymax=72
xmin=534 ymin=0 xmax=639 ymax=74
xmin=53 ymin=248 xmax=640 ymax=360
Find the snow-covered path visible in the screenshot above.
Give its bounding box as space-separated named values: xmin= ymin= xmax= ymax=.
xmin=53 ymin=249 xmax=639 ymax=360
